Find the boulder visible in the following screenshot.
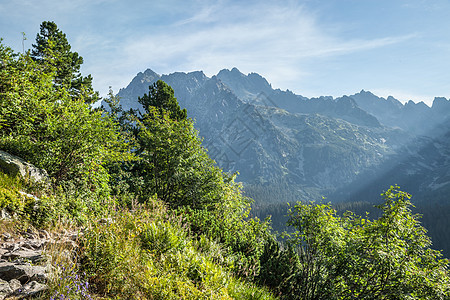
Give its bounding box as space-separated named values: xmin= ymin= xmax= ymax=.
xmin=0 ymin=279 xmax=12 ymax=300
xmin=8 ymin=279 xmax=21 ymax=294
xmin=0 ymin=262 xmax=47 ymax=284
xmin=2 ymin=249 xmax=43 ymax=263
xmin=0 ymin=151 xmax=49 ymax=183
xmin=12 ymin=281 xmax=47 ymax=299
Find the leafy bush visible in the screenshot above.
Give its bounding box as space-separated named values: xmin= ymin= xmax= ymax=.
xmin=179 ymin=203 xmax=272 ymax=281
xmin=139 ymin=221 xmax=187 ymax=255
xmin=81 ymin=198 xmax=276 ymax=299
xmin=0 ymin=40 xmax=130 ymax=198
xmin=284 ymin=185 xmax=450 ymax=299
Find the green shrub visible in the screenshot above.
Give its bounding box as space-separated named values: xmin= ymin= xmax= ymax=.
xmin=284 ymin=186 xmax=450 ymax=299
xmin=0 ymin=187 xmax=25 ymax=212
xmin=139 ymin=221 xmax=187 ymax=255
xmin=180 ymin=205 xmax=272 ymax=280
xmin=0 ymin=40 xmax=130 ymax=199
xmin=81 ymin=198 xmax=277 ymax=299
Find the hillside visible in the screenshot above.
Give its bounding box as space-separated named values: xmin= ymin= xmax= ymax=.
xmin=1 ymin=22 xmax=449 ymax=299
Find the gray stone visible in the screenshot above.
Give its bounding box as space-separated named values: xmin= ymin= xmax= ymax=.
xmin=0 ymin=279 xmax=12 ymax=300
xmin=37 ymin=230 xmax=50 ymax=240
xmin=22 ymin=240 xmax=45 ymax=251
xmin=1 ymin=234 xmax=11 ymax=241
xmin=0 ymin=262 xmax=46 ymax=284
xmin=0 ymin=151 xmax=49 ymax=183
xmin=8 ymin=279 xmax=21 ymax=293
xmin=2 ymin=249 xmax=43 ymax=263
xmin=12 ymin=281 xmax=47 ymax=299
xmin=0 ymin=210 xmax=11 ymax=221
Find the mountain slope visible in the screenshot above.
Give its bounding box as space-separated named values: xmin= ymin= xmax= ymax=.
xmin=107 ymin=68 xmax=414 ymax=202
xmin=350 ymin=90 xmax=450 ymax=137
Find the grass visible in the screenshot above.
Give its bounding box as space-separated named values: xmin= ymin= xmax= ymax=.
xmin=81 ymin=198 xmax=276 ymax=299
xmin=0 ymin=170 xmax=277 ymax=299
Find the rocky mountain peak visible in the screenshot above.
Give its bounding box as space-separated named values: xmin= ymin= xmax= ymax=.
xmin=337 ymin=95 xmax=358 ymax=107
xmin=216 ymin=68 xmax=272 ymax=101
xmin=432 ymin=97 xmax=450 ymax=110
xmin=106 ymin=66 xmax=450 ymax=205
xmin=136 ymin=68 xmax=160 ymax=84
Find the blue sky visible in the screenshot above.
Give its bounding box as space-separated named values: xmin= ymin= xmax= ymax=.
xmin=1 ymin=0 xmax=449 ymax=105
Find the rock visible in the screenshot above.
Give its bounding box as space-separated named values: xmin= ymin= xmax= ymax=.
xmin=12 ymin=281 xmax=47 ymax=299
xmin=20 ymin=239 xmax=45 ymax=251
xmin=2 ymin=249 xmax=43 ymax=263
xmin=8 ymin=279 xmax=21 ymax=293
xmin=37 ymin=230 xmax=50 ymax=240
xmin=0 ymin=228 xmax=81 ymax=299
xmin=0 ymin=151 xmax=49 ymax=183
xmin=0 ymin=279 xmax=12 ymax=300
xmin=0 ymin=262 xmax=47 ymax=284
xmin=0 ymin=210 xmax=11 ymax=221
xmin=1 ymin=234 xmax=11 ymax=241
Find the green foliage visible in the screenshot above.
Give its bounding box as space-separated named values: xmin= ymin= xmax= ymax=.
xmin=284 ymin=185 xmax=450 ymax=299
xmin=1 ymin=27 xmax=278 ymax=299
xmin=139 ymin=220 xmax=187 ymax=255
xmin=81 ymin=199 xmax=276 ymax=299
xmin=123 ymin=79 xmax=276 ymax=285
xmin=0 ymin=171 xmax=114 ymax=227
xmin=0 ymin=40 xmax=130 ymax=196
xmin=31 ymin=21 xmax=98 ymax=103
xmin=139 ymin=80 xmax=187 ymax=121
xmin=134 ymin=106 xmax=227 ymax=209
xmin=0 ymin=185 xmax=28 ymax=213
xmin=178 ymin=179 xmax=274 ymax=281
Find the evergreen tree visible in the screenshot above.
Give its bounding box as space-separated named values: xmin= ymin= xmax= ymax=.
xmin=138 ymin=80 xmax=187 ymax=121
xmin=31 ymin=21 xmax=98 ymax=103
xmin=0 ymin=39 xmax=128 ymax=195
xmin=135 ymin=107 xmax=224 ymax=209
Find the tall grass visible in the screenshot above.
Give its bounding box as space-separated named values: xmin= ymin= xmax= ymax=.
xmin=81 ymin=198 xmax=276 ymax=299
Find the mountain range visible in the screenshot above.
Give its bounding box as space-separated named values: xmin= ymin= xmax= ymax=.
xmin=104 ymin=67 xmax=450 ymax=204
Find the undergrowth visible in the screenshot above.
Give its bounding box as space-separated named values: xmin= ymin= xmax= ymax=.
xmin=81 ymin=198 xmax=276 ymax=299
xmin=0 ymin=172 xmax=276 ymax=299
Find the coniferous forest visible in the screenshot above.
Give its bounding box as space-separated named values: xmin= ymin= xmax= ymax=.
xmin=0 ymin=21 xmax=449 ymax=299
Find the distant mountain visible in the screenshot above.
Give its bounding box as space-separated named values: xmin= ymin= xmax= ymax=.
xmin=350 ymin=90 xmax=450 ymax=136
xmin=105 ymin=68 xmax=450 ymax=204
xmin=217 ymin=68 xmax=381 ymax=127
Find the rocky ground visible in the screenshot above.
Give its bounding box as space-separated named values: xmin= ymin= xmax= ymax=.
xmin=0 ymin=227 xmax=79 ymax=299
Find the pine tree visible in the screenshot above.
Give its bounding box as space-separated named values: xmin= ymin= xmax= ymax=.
xmin=138 ymin=80 xmax=187 ymax=121
xmin=31 ymin=21 xmax=98 ymax=103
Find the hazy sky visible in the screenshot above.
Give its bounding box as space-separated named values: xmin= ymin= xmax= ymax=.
xmin=1 ymin=0 xmax=449 ymax=105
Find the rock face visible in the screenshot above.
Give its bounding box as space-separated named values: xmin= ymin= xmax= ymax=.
xmin=0 ymin=151 xmax=49 ymax=183
xmin=110 ymin=69 xmax=394 ymax=190
xmin=107 ymin=67 xmax=450 ymax=204
xmin=0 ymin=262 xmax=46 ymax=284
xmin=350 ymin=90 xmax=450 ymax=137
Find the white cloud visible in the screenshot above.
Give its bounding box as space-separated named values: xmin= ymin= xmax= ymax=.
xmin=1 ymin=0 xmax=431 ymax=101
xmin=96 ymin=1 xmax=415 ymax=97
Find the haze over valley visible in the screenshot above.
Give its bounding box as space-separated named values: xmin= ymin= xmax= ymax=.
xmin=108 ymin=67 xmax=450 ymax=205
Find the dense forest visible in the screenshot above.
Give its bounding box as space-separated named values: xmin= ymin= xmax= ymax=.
xmin=0 ymin=21 xmax=449 ymax=299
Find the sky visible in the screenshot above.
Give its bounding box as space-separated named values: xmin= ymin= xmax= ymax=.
xmin=1 ymin=0 xmax=449 ymax=106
